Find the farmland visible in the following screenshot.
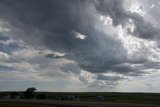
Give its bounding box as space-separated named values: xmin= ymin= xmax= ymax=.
xmin=0 ymin=103 xmax=51 ymax=107
xmin=0 ymin=92 xmax=160 ymax=105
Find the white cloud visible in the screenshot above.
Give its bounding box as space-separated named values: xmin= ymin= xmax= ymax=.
xmin=71 ymin=30 xmax=87 ymax=40
xmin=0 ymin=52 xmax=10 ymax=61
xmin=0 ymin=20 xmax=11 ymax=33
xmin=12 ymin=47 xmax=40 ymax=59
xmin=79 ymin=70 xmax=95 ymax=84
xmin=0 ymin=61 xmax=39 ymax=72
xmin=99 ymin=14 xmax=160 ymax=64
xmin=99 ymin=15 xmax=113 ymax=26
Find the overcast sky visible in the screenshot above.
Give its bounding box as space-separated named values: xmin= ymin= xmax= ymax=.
xmin=0 ymin=0 xmax=160 ymax=92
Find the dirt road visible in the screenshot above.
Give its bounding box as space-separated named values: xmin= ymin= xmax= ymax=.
xmin=0 ymin=99 xmax=159 ymax=107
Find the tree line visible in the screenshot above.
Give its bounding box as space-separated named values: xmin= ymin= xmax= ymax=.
xmin=10 ymin=87 xmax=46 ymax=99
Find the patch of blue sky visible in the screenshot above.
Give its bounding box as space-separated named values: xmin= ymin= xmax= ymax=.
xmin=0 ymin=34 xmax=9 ymax=41
xmin=0 ymin=41 xmax=24 ymax=54
xmin=0 ymin=65 xmax=16 ymax=72
xmin=0 ymin=34 xmax=25 ymax=54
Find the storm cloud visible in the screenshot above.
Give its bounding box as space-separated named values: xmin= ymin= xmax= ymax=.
xmin=0 ymin=0 xmax=127 ymax=72
xmin=0 ymin=0 xmax=160 ymax=90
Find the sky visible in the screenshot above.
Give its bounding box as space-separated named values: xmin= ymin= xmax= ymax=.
xmin=0 ymin=0 xmax=160 ymax=92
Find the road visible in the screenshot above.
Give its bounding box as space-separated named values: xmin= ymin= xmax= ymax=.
xmin=0 ymin=99 xmax=159 ymax=107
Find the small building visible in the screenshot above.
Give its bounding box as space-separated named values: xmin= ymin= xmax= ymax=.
xmin=14 ymin=95 xmax=20 ymax=99
xmin=3 ymin=95 xmax=11 ymax=99
xmin=96 ymin=95 xmax=105 ymax=101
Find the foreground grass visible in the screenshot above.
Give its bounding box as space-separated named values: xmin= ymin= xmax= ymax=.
xmin=37 ymin=92 xmax=158 ymax=103
xmin=0 ymin=103 xmax=48 ymax=107
xmin=1 ymin=92 xmax=160 ymax=105
xmin=43 ymin=92 xmax=160 ymax=105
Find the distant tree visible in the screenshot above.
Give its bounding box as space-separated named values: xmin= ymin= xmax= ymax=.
xmin=10 ymin=92 xmax=18 ymax=99
xmin=36 ymin=93 xmax=46 ymax=99
xmin=24 ymin=87 xmax=36 ymax=99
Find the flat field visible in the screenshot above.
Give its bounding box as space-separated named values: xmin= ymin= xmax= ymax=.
xmin=0 ymin=92 xmax=160 ymax=106
xmin=0 ymin=103 xmax=51 ymax=107
xmin=37 ymin=92 xmax=160 ymax=105
xmin=0 ymin=99 xmax=160 ymax=107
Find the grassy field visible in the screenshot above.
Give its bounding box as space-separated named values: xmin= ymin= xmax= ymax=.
xmin=38 ymin=92 xmax=160 ymax=105
xmin=0 ymin=103 xmax=49 ymax=107
xmin=1 ymin=92 xmax=160 ymax=105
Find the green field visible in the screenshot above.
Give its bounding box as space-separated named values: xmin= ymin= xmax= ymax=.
xmin=36 ymin=92 xmax=160 ymax=105
xmin=0 ymin=103 xmax=46 ymax=107
xmin=1 ymin=92 xmax=160 ymax=105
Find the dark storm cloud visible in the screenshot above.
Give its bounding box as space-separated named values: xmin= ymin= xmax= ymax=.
xmin=144 ymin=62 xmax=160 ymax=70
xmin=0 ymin=0 xmax=98 ymax=50
xmin=97 ymin=74 xmax=125 ymax=81
xmin=127 ymin=12 xmax=160 ymax=40
xmin=96 ymin=0 xmax=127 ymax=26
xmin=96 ymin=1 xmax=160 ymax=40
xmin=46 ymin=54 xmax=63 ymax=58
xmin=0 ymin=0 xmax=125 ymax=71
xmin=0 ymin=0 xmax=159 ymax=78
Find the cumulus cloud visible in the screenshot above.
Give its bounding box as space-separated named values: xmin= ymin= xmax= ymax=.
xmin=71 ymin=30 xmax=87 ymax=40
xmin=0 ymin=51 xmax=9 ymax=61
